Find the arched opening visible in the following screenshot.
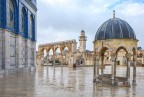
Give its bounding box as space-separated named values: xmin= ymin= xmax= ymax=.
xmin=42 ymin=49 xmax=47 ymax=65
xmin=29 ymin=14 xmax=35 ymax=41
xmin=21 ymin=7 xmax=28 ymax=38
xmin=99 ymin=47 xmax=109 ymax=75
xmin=115 ymin=46 xmax=128 ymax=77
xmin=55 ymin=47 xmax=61 ymax=65
xmin=62 ymin=46 xmax=69 ymax=65
xmin=43 ymin=49 xmax=47 ymax=57
xmin=48 ymin=48 xmax=54 ymax=65
xmin=7 ymin=0 xmax=17 ymax=31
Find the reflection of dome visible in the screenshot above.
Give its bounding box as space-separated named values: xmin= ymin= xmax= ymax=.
xmin=95 ymin=18 xmax=136 ymax=40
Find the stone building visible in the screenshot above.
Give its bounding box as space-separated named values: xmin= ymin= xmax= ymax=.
xmin=0 ymin=0 xmax=37 ymax=74
xmin=37 ymin=30 xmax=94 ymax=67
xmin=93 ymin=11 xmax=137 ymax=86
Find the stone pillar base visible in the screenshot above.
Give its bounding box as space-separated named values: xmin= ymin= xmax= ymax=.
xmin=132 ymin=80 xmax=137 ymax=86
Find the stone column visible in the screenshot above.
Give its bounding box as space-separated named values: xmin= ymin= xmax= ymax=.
xmin=53 ymin=53 xmax=56 ymax=67
xmin=96 ymin=55 xmax=100 ymax=82
xmin=47 ymin=54 xmax=49 ymax=72
xmin=101 ymin=56 xmax=104 ymax=76
xmin=114 ymin=55 xmax=117 ymax=77
xmin=126 ymin=53 xmax=131 ymax=86
xmin=60 ymin=50 xmax=63 ymax=67
xmin=111 ymin=54 xmax=115 ymax=85
xmin=132 ymin=55 xmax=137 ymax=85
xmin=93 ymin=56 xmax=96 ymax=82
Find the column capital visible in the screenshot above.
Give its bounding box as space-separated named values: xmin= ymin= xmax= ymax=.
xmin=126 ymin=53 xmax=132 ymax=60
xmin=111 ymin=53 xmax=116 ymax=61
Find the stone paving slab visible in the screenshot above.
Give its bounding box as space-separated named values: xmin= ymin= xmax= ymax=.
xmin=0 ymin=66 xmax=144 ymax=97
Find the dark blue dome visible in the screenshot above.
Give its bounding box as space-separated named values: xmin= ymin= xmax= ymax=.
xmin=95 ymin=18 xmax=136 ymax=40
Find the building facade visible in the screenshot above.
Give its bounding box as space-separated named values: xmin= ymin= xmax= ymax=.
xmin=0 ymin=0 xmax=37 ymax=73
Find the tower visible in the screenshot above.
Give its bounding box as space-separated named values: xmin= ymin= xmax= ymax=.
xmin=79 ymin=30 xmax=87 ymax=52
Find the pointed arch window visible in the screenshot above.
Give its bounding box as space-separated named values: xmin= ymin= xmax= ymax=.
xmin=21 ymin=10 xmax=24 ymax=32
xmin=29 ymin=15 xmax=32 ymax=38
xmin=9 ymin=0 xmax=14 ymax=28
xmin=29 ymin=14 xmax=35 ymax=40
xmin=21 ymin=7 xmax=27 ymax=37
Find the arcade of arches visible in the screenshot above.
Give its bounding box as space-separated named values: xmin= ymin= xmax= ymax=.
xmin=37 ymin=40 xmax=77 ymax=67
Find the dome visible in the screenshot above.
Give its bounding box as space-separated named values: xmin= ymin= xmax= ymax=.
xmin=95 ymin=18 xmax=136 ymax=41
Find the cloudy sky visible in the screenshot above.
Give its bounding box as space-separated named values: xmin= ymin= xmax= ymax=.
xmin=37 ymin=0 xmax=144 ymax=51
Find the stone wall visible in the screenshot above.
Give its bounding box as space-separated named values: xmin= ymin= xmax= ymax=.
xmin=0 ymin=29 xmax=36 ymax=71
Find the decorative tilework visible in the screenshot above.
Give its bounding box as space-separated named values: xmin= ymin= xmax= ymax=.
xmin=0 ymin=0 xmax=37 ymax=42
xmin=0 ymin=0 xmax=1 ymax=26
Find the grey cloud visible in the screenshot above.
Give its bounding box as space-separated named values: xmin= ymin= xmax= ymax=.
xmin=37 ymin=0 xmax=144 ymax=51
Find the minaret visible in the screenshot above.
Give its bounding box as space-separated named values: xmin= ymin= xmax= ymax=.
xmin=79 ymin=30 xmax=87 ymax=52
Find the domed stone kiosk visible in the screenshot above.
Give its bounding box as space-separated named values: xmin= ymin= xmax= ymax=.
xmin=93 ymin=11 xmax=138 ymax=86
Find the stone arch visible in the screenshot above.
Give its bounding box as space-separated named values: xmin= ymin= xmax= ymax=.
xmin=115 ymin=46 xmax=129 ymax=66
xmin=47 ymin=47 xmax=54 ymax=55
xmin=116 ymin=46 xmax=128 ymax=54
xmin=99 ymin=47 xmax=109 ymax=56
xmin=54 ymin=46 xmax=62 ymax=54
xmin=61 ymin=46 xmax=70 ymax=53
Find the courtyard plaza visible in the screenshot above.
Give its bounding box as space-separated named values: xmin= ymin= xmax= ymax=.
xmin=0 ymin=65 xmax=144 ymax=97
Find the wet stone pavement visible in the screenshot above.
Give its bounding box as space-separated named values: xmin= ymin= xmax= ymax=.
xmin=0 ymin=66 xmax=144 ymax=97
